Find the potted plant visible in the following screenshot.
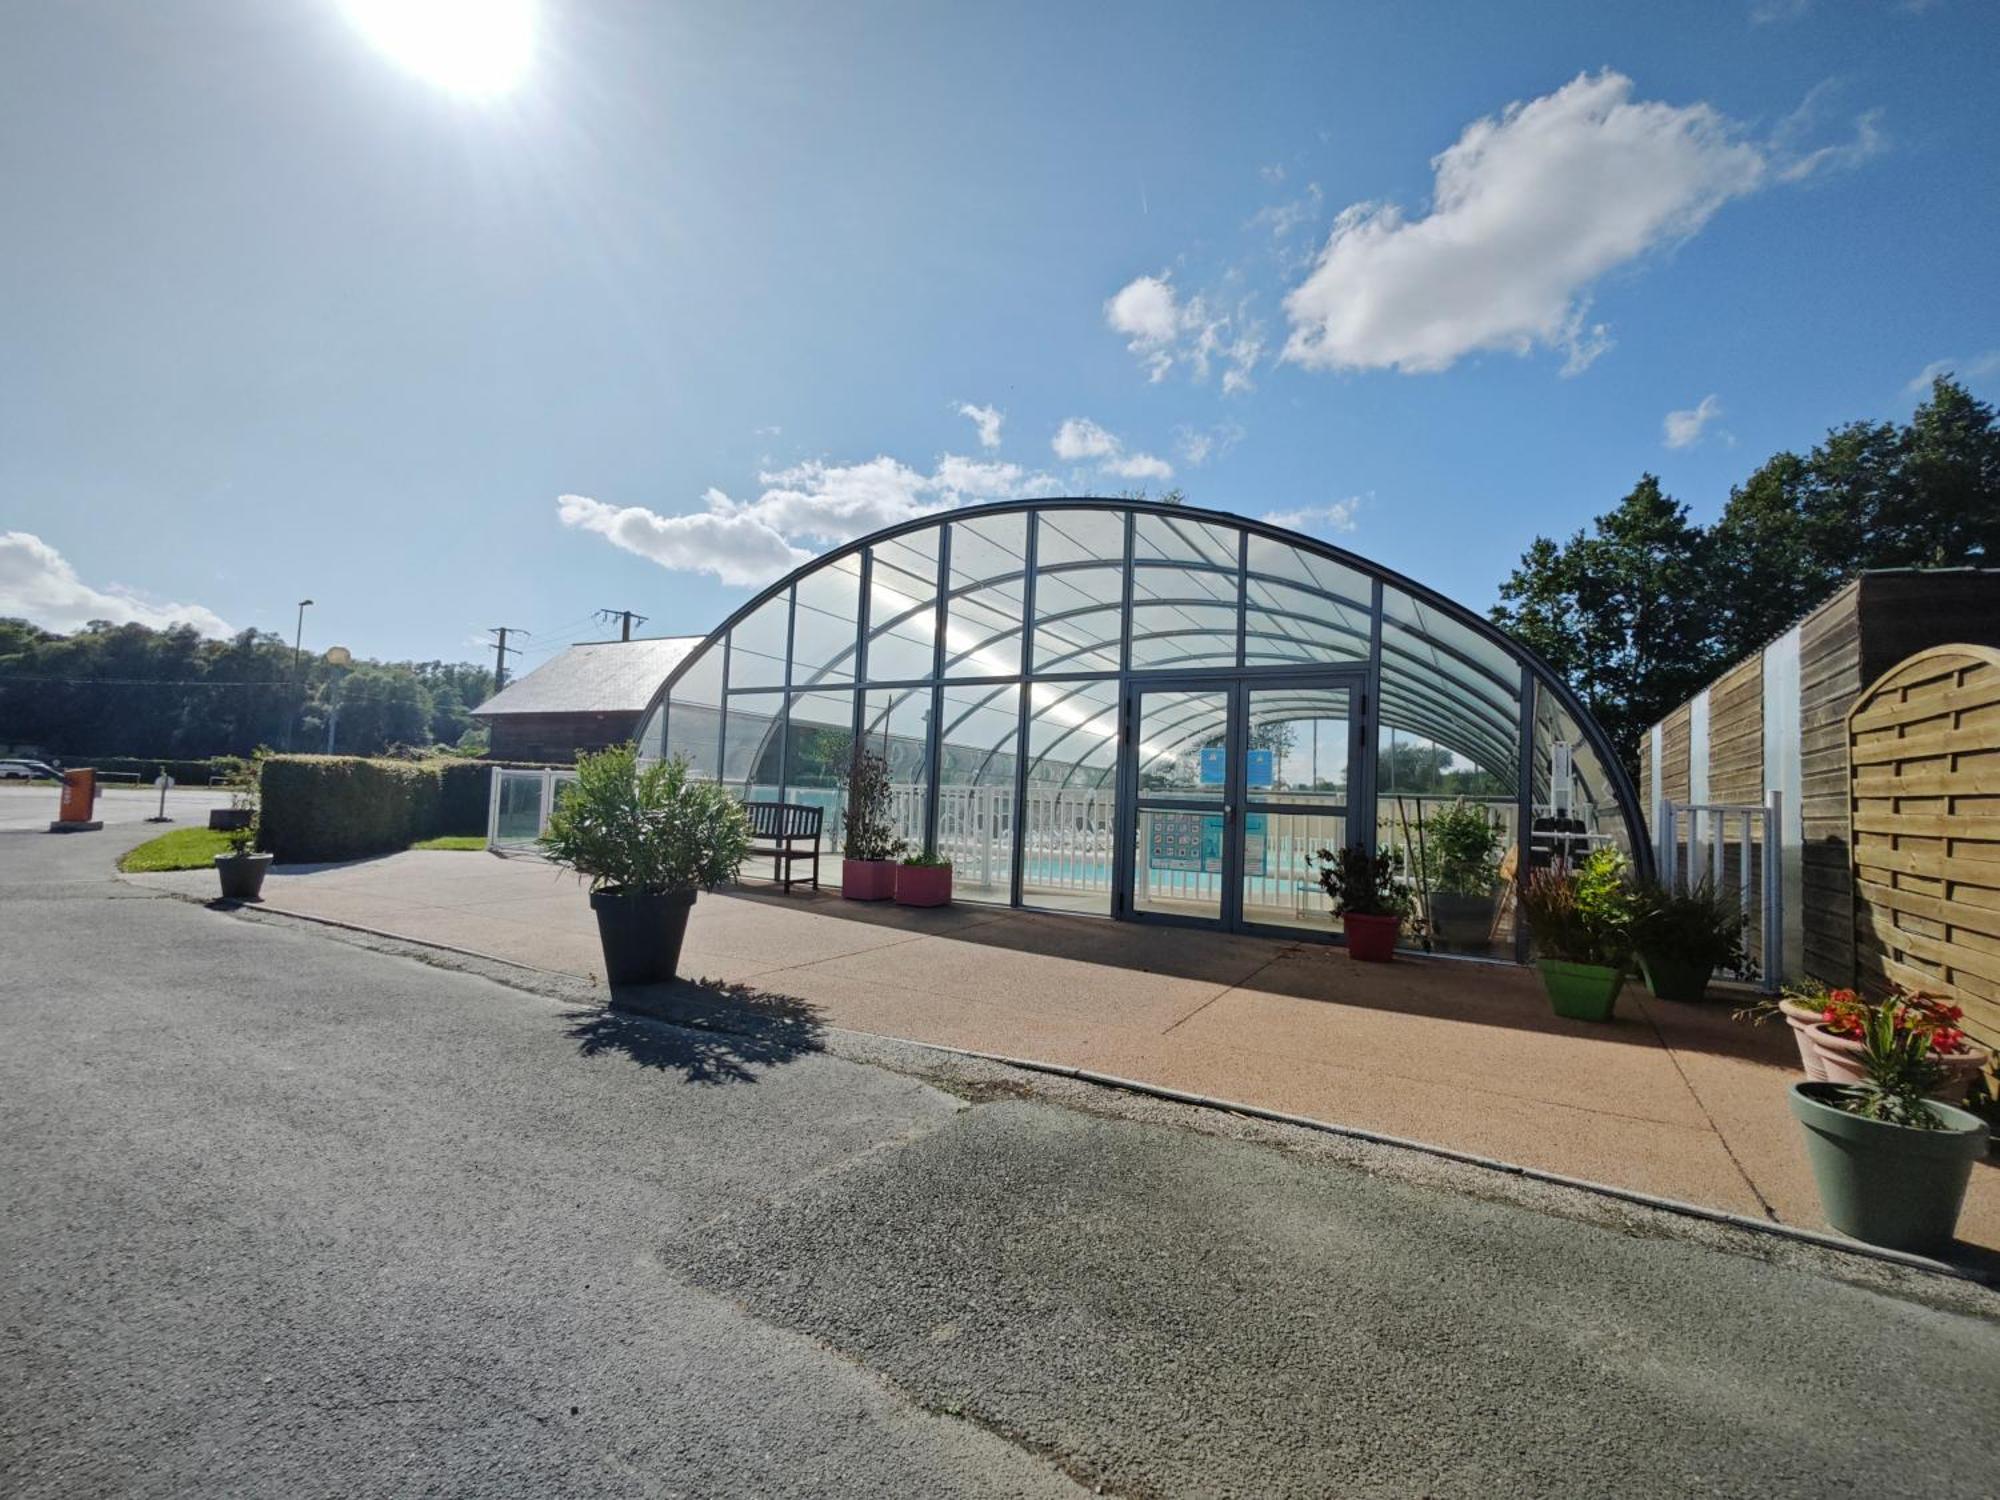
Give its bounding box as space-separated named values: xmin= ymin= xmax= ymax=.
xmin=1788 ymin=997 xmax=1989 ymax=1253
xmin=207 ymin=755 xmax=255 ymax=831
xmin=840 ymin=750 xmax=906 ymax=901
xmin=213 ymin=758 xmax=272 ymax=900
xmin=1315 ymin=844 xmax=1408 ymax=962
xmin=1520 ymin=847 xmax=1634 ymax=1021
xmin=539 ymin=745 xmax=749 ymax=986
xmin=1733 ymin=978 xmax=1844 ymax=1077
xmin=1807 ymin=986 xmax=1992 ymax=1105
xmin=1419 ymin=801 xmax=1503 ymax=952
xmin=895 ymin=851 xmax=953 ymax=907
xmin=1630 ymin=879 xmax=1744 ymax=1002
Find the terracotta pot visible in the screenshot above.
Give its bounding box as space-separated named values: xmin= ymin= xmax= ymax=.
xmin=1343 ymin=912 xmax=1400 ymax=962
xmin=841 ymin=858 xmax=898 ymax=901
xmin=1807 ymin=1028 xmax=1991 ymax=1105
xmin=1780 ymin=999 xmax=1829 ymax=1080
xmin=895 ymin=862 xmax=952 ymax=908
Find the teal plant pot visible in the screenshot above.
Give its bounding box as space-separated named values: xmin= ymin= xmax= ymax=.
xmin=1537 ymin=959 xmax=1624 ymax=1022
xmin=1788 ymin=1083 xmax=1988 ymax=1254
xmin=1638 ymin=952 xmax=1714 ymax=1004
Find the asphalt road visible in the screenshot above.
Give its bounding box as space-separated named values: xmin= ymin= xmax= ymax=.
xmin=3 ymin=822 xmax=1996 ymax=1498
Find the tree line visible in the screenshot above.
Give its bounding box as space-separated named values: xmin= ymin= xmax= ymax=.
xmin=0 ymin=618 xmax=495 ymax=760
xmin=1491 ymin=376 xmax=1999 ymax=763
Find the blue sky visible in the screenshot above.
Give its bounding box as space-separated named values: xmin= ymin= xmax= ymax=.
xmin=3 ymin=0 xmax=1995 ymax=670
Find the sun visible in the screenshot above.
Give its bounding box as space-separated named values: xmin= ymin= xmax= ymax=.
xmin=340 ymin=0 xmax=535 ymax=98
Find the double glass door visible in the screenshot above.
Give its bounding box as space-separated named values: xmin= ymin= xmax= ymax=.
xmin=1120 ymin=673 xmax=1362 ymax=935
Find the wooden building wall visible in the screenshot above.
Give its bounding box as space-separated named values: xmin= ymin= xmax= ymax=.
xmin=1659 ymin=705 xmax=1691 ymax=805
xmin=1708 ymin=657 xmax=1767 ymax=969
xmin=1798 ymin=583 xmax=1865 ymax=983
xmin=485 ymin=711 xmax=639 ymax=765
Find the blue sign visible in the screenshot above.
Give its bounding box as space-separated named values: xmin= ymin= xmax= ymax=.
xmin=1198 ymin=747 xmax=1275 ymax=787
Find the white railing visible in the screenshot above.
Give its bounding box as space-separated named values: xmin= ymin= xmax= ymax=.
xmin=1655 ymin=793 xmax=1783 ymax=992
xmin=487 ymin=767 xmax=580 ymax=853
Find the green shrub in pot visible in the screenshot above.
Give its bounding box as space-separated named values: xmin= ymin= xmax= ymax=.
xmin=1315 ymin=844 xmax=1409 ymax=962
xmin=1788 ymin=996 xmax=1989 ymax=1252
xmin=1418 ymin=801 xmax=1505 ymax=953
xmin=1630 ymin=879 xmax=1745 ymax=1002
xmin=540 ymin=745 xmax=749 ymax=988
xmin=1520 ymin=847 xmax=1634 ymax=1021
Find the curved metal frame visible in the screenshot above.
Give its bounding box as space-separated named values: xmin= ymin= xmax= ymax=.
xmin=634 ymin=497 xmax=1653 ymax=895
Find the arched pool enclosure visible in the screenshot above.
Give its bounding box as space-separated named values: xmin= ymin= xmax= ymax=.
xmin=636 ymin=499 xmax=1644 ymax=961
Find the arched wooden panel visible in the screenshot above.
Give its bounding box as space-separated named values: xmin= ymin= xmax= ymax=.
xmin=1847 ymin=643 xmax=2000 ymax=1046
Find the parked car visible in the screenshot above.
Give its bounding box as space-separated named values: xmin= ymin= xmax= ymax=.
xmin=0 ymin=759 xmax=60 ymax=781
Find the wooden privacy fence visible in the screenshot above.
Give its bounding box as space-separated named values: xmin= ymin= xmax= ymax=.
xmin=1847 ymin=643 xmax=2000 ymax=1047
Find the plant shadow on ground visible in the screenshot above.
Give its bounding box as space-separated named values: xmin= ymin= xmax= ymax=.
xmin=567 ymin=981 xmax=824 ymax=1086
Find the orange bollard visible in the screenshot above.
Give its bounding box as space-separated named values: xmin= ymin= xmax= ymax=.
xmin=50 ymin=768 xmax=101 ymax=832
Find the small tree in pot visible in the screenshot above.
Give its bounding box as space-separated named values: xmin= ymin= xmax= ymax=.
xmin=1630 ymin=879 xmax=1744 ymax=1002
xmin=840 ymin=749 xmax=906 ymax=901
xmin=1788 ymin=997 xmax=1989 ymax=1253
xmin=1418 ymin=801 xmax=1504 ymax=953
xmin=1520 ymin=847 xmax=1634 ymax=1021
xmin=540 ymin=745 xmax=749 ymax=987
xmin=214 ymin=755 xmax=272 ymax=901
xmin=1316 ymin=844 xmax=1408 ymax=962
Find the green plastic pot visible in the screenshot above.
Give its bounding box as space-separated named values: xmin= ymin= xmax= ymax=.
xmin=1637 ymin=952 xmax=1714 ymax=1004
xmin=1537 ymin=959 xmax=1624 ymax=1022
xmin=1788 ymin=1082 xmax=1988 ymax=1254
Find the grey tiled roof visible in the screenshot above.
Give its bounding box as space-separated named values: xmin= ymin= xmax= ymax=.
xmin=472 ymin=637 xmax=701 ymax=718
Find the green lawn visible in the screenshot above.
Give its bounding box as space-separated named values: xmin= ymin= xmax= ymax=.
xmin=408 ymin=835 xmax=487 ymax=851
xmin=117 ymin=826 xmax=234 ymax=872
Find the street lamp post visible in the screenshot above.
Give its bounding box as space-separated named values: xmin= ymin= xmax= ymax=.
xmin=290 ymin=599 xmax=314 ymax=750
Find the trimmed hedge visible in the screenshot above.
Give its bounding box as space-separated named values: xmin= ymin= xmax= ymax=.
xmin=257 ymin=755 xmax=574 ymax=860
xmin=258 ymin=756 xmax=443 ymax=862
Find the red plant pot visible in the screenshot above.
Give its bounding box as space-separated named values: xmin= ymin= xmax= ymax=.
xmin=895 ymin=863 xmax=953 ymax=908
xmin=841 ymin=858 xmax=898 ymax=902
xmin=1343 ymin=912 xmax=1400 ymax=962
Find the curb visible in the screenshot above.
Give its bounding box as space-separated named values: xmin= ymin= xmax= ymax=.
xmin=169 ymin=886 xmax=1994 ymax=1290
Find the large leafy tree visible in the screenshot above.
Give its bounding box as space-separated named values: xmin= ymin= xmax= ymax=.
xmin=1492 ymin=475 xmax=1723 ymax=759
xmin=1494 ymin=377 xmax=1998 ymax=766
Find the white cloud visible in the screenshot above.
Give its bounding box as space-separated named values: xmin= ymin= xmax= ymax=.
xmin=1281 ymin=71 xmax=1769 ymax=377
xmin=1259 ymin=163 xmax=1286 ymax=184
xmin=956 ymin=402 xmax=1004 ymax=450
xmin=0 ymin=532 xmax=232 ymax=636
xmin=1750 ymin=0 xmax=1810 ymax=22
xmin=1262 ymin=499 xmax=1362 ymax=535
xmin=1663 ymin=394 xmax=1724 ymax=449
xmin=1051 ymin=418 xmax=1172 ymax=481
xmin=1104 ymin=452 xmax=1175 ymax=482
xmin=1249 ymin=183 xmax=1324 ymax=240
xmin=559 ymin=450 xmax=1058 ymax=587
xmin=1051 ymin=418 xmax=1122 ymax=462
xmin=1175 ymin=422 xmax=1245 ymax=467
xmin=1905 ymin=351 xmax=2000 ymax=395
xmin=1103 ymin=273 xmax=1263 ymax=391
xmin=1772 ymin=82 xmax=1888 ymax=182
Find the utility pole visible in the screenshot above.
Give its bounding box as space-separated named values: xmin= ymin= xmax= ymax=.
xmin=489 ymin=626 xmax=529 ymax=690
xmin=596 ymin=607 xmax=648 ymax=642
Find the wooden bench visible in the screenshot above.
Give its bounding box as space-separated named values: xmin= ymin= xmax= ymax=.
xmin=743 ymin=801 xmax=823 ymax=892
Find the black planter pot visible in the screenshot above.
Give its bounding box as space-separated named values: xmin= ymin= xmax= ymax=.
xmin=590 ymin=887 xmax=697 ymax=986
xmin=208 ymin=807 xmax=253 ymax=832
xmin=214 ymin=852 xmax=273 ymax=901
xmin=1428 ymin=892 xmax=1497 ymax=952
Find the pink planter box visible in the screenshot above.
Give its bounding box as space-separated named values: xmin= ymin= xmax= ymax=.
xmin=841 ymin=859 xmax=897 ymax=902
xmin=895 ymin=863 xmax=953 ymax=907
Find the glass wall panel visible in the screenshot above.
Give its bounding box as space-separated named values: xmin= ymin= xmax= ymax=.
xmin=1377 ymin=720 xmax=1521 ymax=960
xmin=944 ymin=512 xmax=1028 ymax=679
xmin=1032 ymin=510 xmax=1126 ymax=674
xmin=1021 ymin=677 xmax=1119 ymax=913
xmin=1129 ymin=563 xmax=1240 ymax=670
xmin=1134 ymin=688 xmax=1228 ymax=800
xmin=1240 ymin=811 xmax=1345 ymax=935
xmin=728 ymin=591 xmax=792 ymax=691
xmin=936 ymin=682 xmax=1020 ymax=905
xmin=721 ymin=692 xmax=785 ymax=800
xmin=1533 ymin=682 xmax=1630 ymax=864
xmin=1135 ymin=513 xmax=1239 ymax=568
xmin=1243 ymin=539 xmax=1371 ymax=667
xmin=792 ymin=554 xmax=863 ymax=687
xmin=860 ymin=686 xmax=931 ymax=854
xmin=1246 ymin=688 xmax=1350 ymax=807
xmin=661 ymin=643 xmax=724 ymax=777
xmin=865 ymin=531 xmax=940 ymax=682
xmin=784 ymin=690 xmax=856 ymax=856
xmin=1131 ymin=809 xmax=1225 ymax=922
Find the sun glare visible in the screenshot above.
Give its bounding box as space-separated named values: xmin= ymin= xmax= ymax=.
xmin=340 ymin=0 xmax=535 ymax=97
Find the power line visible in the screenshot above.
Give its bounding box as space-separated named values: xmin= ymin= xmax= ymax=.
xmin=596 ymin=607 xmax=649 ymax=642
xmin=488 ymin=626 xmax=530 ymax=690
